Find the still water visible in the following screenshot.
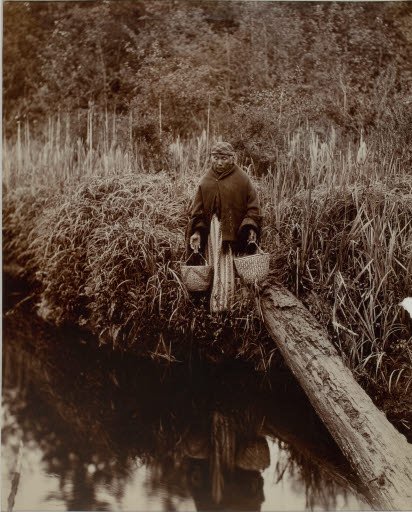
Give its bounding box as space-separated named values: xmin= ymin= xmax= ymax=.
xmin=2 ymin=304 xmax=371 ymax=511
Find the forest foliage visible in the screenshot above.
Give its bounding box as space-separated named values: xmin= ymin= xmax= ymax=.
xmin=4 ymin=1 xmax=412 ymax=168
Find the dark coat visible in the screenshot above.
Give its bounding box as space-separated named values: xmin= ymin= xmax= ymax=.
xmin=188 ymin=164 xmax=262 ymax=252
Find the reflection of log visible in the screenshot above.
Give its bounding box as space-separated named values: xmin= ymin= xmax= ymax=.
xmin=260 ymin=283 xmax=412 ymax=510
xmin=263 ymin=423 xmax=364 ymax=505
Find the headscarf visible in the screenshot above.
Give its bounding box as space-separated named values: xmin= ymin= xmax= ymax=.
xmin=211 ymin=141 xmax=235 ymax=156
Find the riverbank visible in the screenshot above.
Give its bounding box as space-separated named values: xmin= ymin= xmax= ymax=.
xmin=2 ymin=172 xmax=277 ymax=367
xmin=3 ymin=129 xmax=412 ymax=436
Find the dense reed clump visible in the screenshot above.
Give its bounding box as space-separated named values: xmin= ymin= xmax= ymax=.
xmin=27 ymin=172 xmax=272 ymax=362
xmin=3 ymin=185 xmax=54 ymax=280
xmin=34 ymin=174 xmax=187 ymax=335
xmin=260 ymin=179 xmax=412 ymax=392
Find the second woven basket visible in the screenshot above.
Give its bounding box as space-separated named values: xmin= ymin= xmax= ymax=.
xmin=234 ymin=242 xmax=270 ymax=284
xmin=180 ymin=251 xmax=213 ymax=292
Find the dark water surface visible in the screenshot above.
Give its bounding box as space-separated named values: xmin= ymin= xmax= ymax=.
xmin=2 ymin=299 xmax=370 ymax=511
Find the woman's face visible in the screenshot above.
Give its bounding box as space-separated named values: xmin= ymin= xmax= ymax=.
xmin=211 ymin=153 xmax=234 ymax=172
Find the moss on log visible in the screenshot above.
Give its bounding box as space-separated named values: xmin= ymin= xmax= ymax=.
xmin=260 ymin=283 xmax=412 ymax=510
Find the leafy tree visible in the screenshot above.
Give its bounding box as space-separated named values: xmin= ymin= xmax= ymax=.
xmin=3 ymin=0 xmax=412 ymax=161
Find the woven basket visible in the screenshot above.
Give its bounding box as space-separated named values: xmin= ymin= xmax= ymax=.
xmin=181 ymin=251 xmax=213 ymax=292
xmin=234 ymin=242 xmax=270 ymax=284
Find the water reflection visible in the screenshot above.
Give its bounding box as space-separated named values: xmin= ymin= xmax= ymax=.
xmin=2 ymin=307 xmax=370 ymax=511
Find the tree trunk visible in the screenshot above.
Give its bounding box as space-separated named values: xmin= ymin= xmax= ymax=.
xmin=259 ymin=283 xmax=412 ymax=510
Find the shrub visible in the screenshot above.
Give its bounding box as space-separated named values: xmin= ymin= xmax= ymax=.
xmin=260 ymin=177 xmax=412 ymax=389
xmin=30 ymin=173 xmax=273 ymax=361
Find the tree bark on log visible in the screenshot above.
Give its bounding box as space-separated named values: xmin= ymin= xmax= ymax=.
xmin=259 ymin=283 xmax=412 ymax=510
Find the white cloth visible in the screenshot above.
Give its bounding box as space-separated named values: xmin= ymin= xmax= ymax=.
xmin=206 ymin=215 xmax=236 ymax=313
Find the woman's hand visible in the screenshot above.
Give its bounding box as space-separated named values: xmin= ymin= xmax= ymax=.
xmin=247 ymin=229 xmax=257 ymax=244
xmin=190 ymin=231 xmax=201 ymax=251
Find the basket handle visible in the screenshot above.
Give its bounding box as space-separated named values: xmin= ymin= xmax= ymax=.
xmin=184 ymin=248 xmax=208 ymax=265
xmin=247 ymin=240 xmax=264 ymax=254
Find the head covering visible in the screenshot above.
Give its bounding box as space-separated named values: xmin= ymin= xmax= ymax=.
xmin=211 ymin=141 xmax=235 ymax=156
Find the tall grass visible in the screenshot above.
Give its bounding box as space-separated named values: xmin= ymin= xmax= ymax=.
xmin=3 ymin=112 xmax=145 ymax=190
xmin=3 ymin=112 xmax=412 ymax=398
xmin=3 ymin=112 xmax=213 ymax=191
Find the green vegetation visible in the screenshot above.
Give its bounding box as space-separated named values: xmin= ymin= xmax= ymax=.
xmin=4 ymin=1 xmax=412 ymax=170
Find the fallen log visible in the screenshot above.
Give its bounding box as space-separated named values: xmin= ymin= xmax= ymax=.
xmin=259 ymin=283 xmax=412 ymax=510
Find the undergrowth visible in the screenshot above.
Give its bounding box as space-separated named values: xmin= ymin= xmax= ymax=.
xmin=3 ymin=122 xmax=412 ymax=400
xmin=261 ymin=179 xmax=412 ymax=394
xmin=8 ymin=173 xmax=272 ymax=365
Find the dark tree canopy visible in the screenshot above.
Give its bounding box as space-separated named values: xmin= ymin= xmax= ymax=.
xmin=3 ymin=1 xmax=412 ymax=159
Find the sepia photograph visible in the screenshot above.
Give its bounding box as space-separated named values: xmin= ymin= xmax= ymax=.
xmin=2 ymin=1 xmax=412 ymax=510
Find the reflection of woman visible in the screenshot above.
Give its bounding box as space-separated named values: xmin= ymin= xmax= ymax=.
xmin=183 ymin=411 xmax=269 ymax=511
xmin=188 ymin=142 xmax=262 ymax=312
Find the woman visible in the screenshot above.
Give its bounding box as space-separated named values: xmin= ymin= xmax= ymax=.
xmin=188 ymin=141 xmax=262 ymax=312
